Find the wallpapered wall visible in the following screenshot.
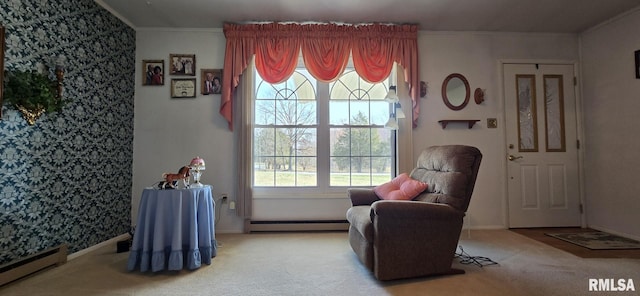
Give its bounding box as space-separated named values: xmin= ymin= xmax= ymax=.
xmin=0 ymin=0 xmax=135 ymax=265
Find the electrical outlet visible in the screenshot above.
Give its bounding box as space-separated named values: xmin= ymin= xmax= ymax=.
xmin=229 ymin=201 xmax=236 ymax=210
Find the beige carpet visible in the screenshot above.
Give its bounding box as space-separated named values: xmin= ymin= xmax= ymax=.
xmin=1 ymin=230 xmax=639 ymax=296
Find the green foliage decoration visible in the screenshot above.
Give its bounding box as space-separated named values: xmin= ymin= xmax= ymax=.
xmin=3 ymin=69 xmax=66 ymax=114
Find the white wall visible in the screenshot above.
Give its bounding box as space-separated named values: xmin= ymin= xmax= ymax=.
xmin=414 ymin=32 xmax=579 ymax=228
xmin=580 ymin=9 xmax=640 ymax=239
xmin=133 ymin=29 xmax=244 ymax=233
xmin=132 ymin=29 xmax=581 ymax=233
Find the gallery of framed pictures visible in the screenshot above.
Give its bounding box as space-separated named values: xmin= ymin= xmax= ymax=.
xmin=142 ymin=53 xmax=222 ymax=99
xmin=142 ymin=60 xmax=164 ymax=86
xmin=201 ymin=69 xmax=222 ymax=95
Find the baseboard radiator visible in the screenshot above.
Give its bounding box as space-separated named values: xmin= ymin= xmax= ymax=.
xmin=250 ymin=220 xmax=349 ymax=232
xmin=0 ymin=244 xmax=67 ymax=286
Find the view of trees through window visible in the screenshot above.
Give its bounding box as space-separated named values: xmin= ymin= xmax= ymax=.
xmin=253 ymin=66 xmax=394 ymax=189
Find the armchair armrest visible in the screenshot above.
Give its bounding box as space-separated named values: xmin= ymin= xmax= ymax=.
xmin=369 ymin=200 xmax=467 ymax=280
xmin=348 ymin=188 xmax=380 ymax=206
xmin=371 ymin=200 xmax=464 ymax=221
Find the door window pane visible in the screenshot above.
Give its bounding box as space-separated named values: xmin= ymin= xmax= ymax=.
xmin=516 ymin=75 xmax=538 ymax=152
xmin=544 ymin=75 xmax=566 ymax=152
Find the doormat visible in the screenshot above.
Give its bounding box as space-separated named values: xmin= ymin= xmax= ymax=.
xmin=545 ymin=232 xmax=640 ymax=250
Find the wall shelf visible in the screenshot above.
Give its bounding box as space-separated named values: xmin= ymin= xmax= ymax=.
xmin=438 ymin=119 xmax=480 ymax=129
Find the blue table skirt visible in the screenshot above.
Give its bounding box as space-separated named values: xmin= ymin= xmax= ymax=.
xmin=127 ymin=186 xmax=216 ymax=272
xmin=127 ymin=242 xmax=216 ymax=272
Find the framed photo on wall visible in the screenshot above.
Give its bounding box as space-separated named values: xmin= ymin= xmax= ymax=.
xmin=171 ymin=78 xmax=197 ymax=98
xmin=635 ymin=50 xmax=640 ymax=79
xmin=201 ymin=69 xmax=222 ymax=95
xmin=142 ymin=60 xmax=164 ymax=86
xmin=169 ymin=54 xmax=196 ymax=76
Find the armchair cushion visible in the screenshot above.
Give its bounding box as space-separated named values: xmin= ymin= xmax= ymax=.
xmin=348 ymin=188 xmax=380 ymax=206
xmin=373 ymin=173 xmax=428 ymax=200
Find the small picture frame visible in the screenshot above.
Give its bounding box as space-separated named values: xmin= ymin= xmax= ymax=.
xmin=201 ymin=69 xmax=222 ymax=95
xmin=169 ymin=54 xmax=196 ymax=76
xmin=171 ymin=78 xmax=197 ymax=98
xmin=635 ymin=50 xmax=640 ymax=79
xmin=142 ymin=60 xmax=164 ymax=86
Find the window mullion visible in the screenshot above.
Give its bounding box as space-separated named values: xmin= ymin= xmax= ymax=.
xmin=317 ymin=81 xmax=330 ymax=191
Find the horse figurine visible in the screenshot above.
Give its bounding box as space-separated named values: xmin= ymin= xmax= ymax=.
xmin=159 ymin=166 xmax=191 ymax=189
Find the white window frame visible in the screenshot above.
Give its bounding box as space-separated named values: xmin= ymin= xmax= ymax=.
xmin=251 ymin=60 xmax=399 ymax=199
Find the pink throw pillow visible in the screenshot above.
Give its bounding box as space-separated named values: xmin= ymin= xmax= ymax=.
xmin=373 ymin=173 xmax=428 ymax=200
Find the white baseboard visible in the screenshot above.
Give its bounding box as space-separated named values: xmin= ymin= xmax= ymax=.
xmin=214 ymin=226 xmax=506 ymax=234
xmin=463 ymin=225 xmax=506 ymax=230
xmin=67 ymin=233 xmax=130 ymax=261
xmin=249 ymin=220 xmax=349 ymax=232
xmin=216 ymin=229 xmax=244 ymax=234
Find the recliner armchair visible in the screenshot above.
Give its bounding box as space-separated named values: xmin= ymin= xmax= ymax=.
xmin=346 ymin=145 xmax=482 ymax=280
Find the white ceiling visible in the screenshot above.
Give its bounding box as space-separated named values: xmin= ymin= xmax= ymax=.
xmin=97 ymin=0 xmax=640 ymax=33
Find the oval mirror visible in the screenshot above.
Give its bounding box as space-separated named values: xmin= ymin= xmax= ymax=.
xmin=442 ymin=73 xmax=470 ymax=111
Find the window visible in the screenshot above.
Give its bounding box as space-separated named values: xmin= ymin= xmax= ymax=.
xmin=253 ymin=63 xmax=394 ymax=192
xmin=328 ymin=71 xmax=393 ymax=186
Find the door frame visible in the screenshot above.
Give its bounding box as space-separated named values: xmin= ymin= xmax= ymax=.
xmin=498 ymin=59 xmax=587 ymax=228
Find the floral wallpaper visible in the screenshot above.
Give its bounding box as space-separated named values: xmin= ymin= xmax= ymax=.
xmin=0 ymin=0 xmax=135 ymax=265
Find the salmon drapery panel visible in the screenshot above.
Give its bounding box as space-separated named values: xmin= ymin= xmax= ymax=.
xmin=351 ymin=25 xmax=396 ymax=83
xmin=353 ymin=24 xmax=420 ymax=122
xmin=301 ymin=24 xmax=352 ymax=83
xmin=221 ymin=22 xmax=419 ymax=130
xmin=221 ymin=23 xmax=256 ymax=129
xmin=254 ymin=24 xmax=302 ymax=84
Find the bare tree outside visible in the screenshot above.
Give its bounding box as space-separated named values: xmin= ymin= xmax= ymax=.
xmin=254 ymin=72 xmax=317 ymax=186
xmin=253 ymin=68 xmax=392 ymax=187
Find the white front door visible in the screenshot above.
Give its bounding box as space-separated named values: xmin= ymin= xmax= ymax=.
xmin=504 ymin=63 xmax=582 ymax=228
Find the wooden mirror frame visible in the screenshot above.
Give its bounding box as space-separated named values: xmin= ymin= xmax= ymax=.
xmin=442 ymin=73 xmax=470 ymax=111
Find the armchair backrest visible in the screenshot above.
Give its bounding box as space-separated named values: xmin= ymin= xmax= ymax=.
xmin=409 ymin=145 xmax=482 ymax=212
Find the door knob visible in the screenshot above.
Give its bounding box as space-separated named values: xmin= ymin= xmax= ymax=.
xmin=508 ymin=155 xmax=523 ymax=161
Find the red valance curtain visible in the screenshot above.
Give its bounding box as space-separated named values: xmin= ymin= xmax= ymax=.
xmin=221 ymin=22 xmax=419 ymax=130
